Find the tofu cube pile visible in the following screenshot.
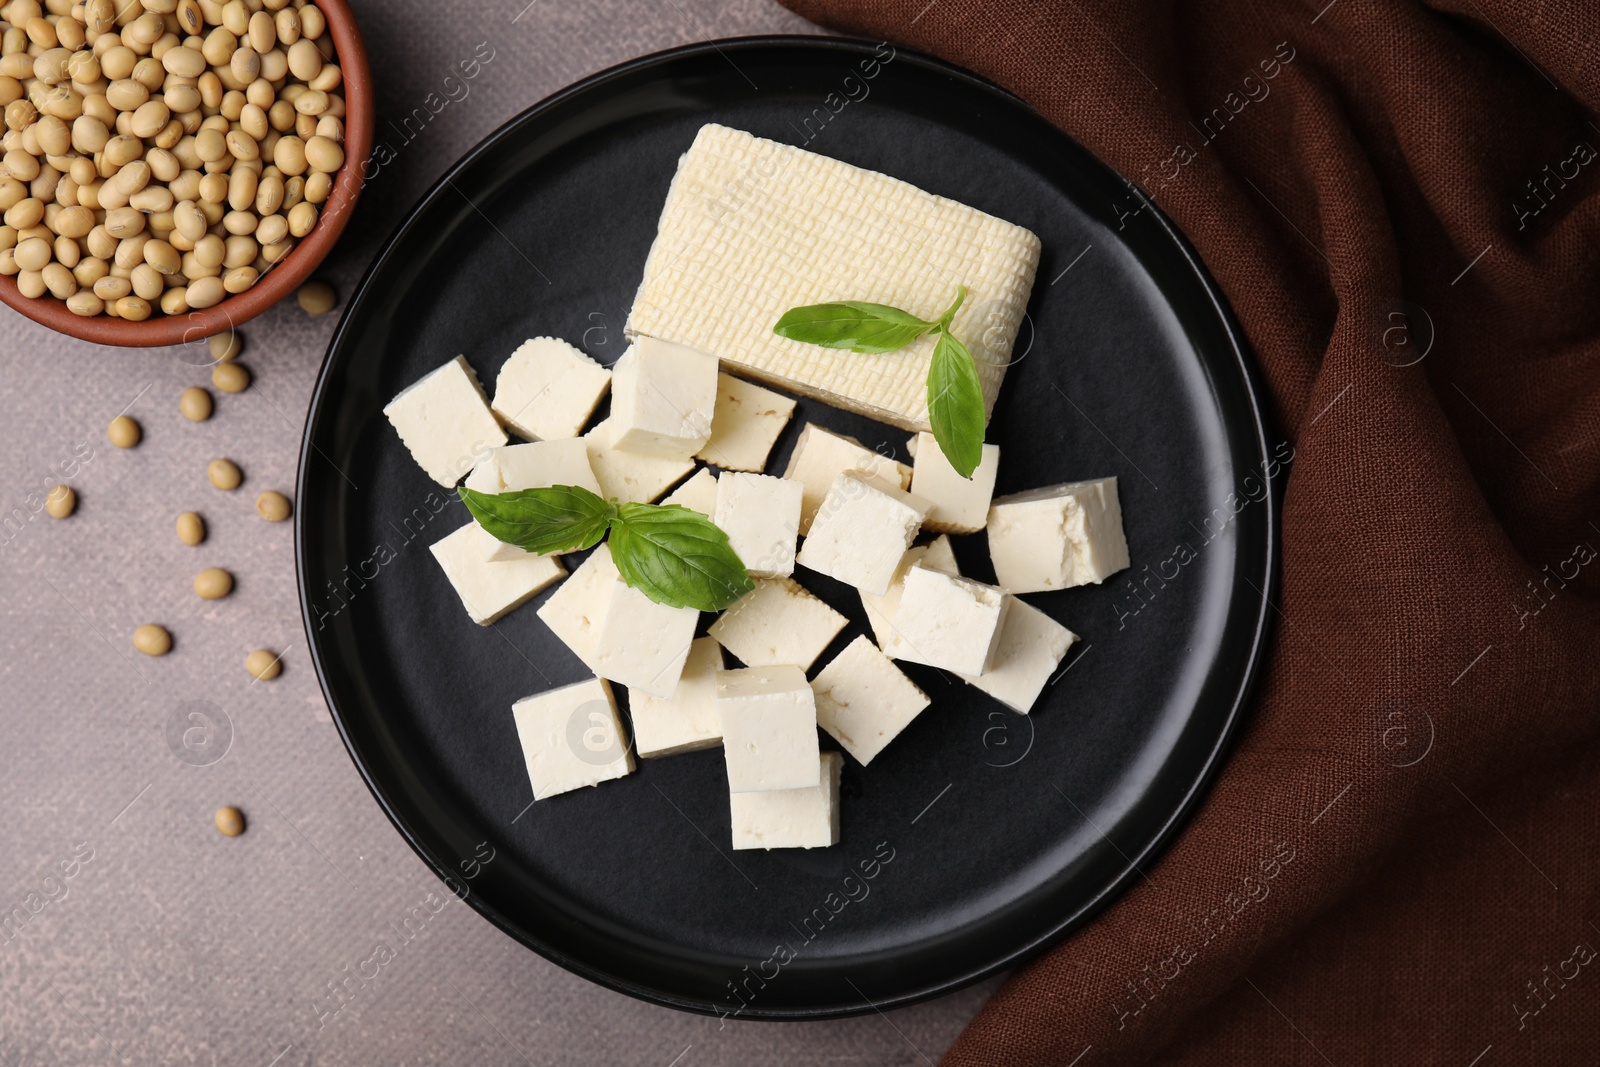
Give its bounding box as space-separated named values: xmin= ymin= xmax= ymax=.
xmin=381 ymin=123 xmax=1131 ymax=851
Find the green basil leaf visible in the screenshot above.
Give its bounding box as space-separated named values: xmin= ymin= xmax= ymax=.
xmin=773 ymin=301 xmax=937 ymax=353
xmin=608 ymin=503 xmax=754 ymax=611
xmin=457 ymin=484 xmax=617 ymax=555
xmin=927 ymin=329 xmax=987 ymax=479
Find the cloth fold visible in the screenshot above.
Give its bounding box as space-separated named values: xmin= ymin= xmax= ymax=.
xmin=775 ymin=1 xmax=1600 ymax=1062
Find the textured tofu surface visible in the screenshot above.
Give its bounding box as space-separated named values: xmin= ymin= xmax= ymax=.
xmin=891 ymin=563 xmax=1011 ymax=675
xmin=384 ymin=355 xmax=507 ymax=487
xmin=535 ymin=544 xmax=619 ymax=667
xmin=730 ymin=751 xmax=842 ymax=849
xmin=960 ymin=597 xmax=1079 ymax=714
xmin=709 ymin=576 xmax=848 ymax=672
xmin=910 ymin=432 xmax=1000 ymax=534
xmin=796 ymin=471 xmax=929 ymax=596
xmin=511 ymin=677 xmax=634 ymax=800
xmin=714 ymin=472 xmax=802 ymax=579
xmin=696 ymin=372 xmax=797 ymax=473
xmin=629 ymin=636 xmax=725 ymax=757
xmin=491 ymin=337 xmax=611 ymax=441
xmin=627 ymin=124 xmax=1040 ymax=431
xmin=717 ymin=665 xmax=822 ymax=793
xmin=988 ymin=478 xmax=1131 ymax=592
xmin=428 ymin=520 xmax=566 ymax=625
xmin=812 ymin=636 xmax=931 ymax=766
xmin=861 ymin=536 xmax=959 ymax=657
xmin=784 ymin=424 xmax=912 ymax=534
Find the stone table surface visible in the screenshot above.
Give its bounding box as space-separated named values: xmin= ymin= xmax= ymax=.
xmin=0 ymin=1 xmax=997 ymax=1063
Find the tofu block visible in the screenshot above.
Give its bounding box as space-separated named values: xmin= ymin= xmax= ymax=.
xmin=491 ymin=337 xmax=612 ymax=441
xmin=717 ymin=665 xmax=821 ymax=792
xmin=660 ymin=468 xmax=718 ymax=515
xmin=709 ymin=577 xmax=848 ymax=672
xmin=428 ymin=521 xmax=565 ymax=625
xmin=696 ymin=373 xmax=796 ymax=473
xmin=784 ymin=424 xmax=912 ymax=533
xmin=730 ymin=751 xmax=842 ymax=850
xmin=609 ymin=337 xmax=719 ymax=458
xmin=890 ymin=563 xmax=1010 ymax=675
xmin=987 ymin=478 xmax=1130 ymax=592
xmin=909 ymin=432 xmax=1000 ymax=534
xmin=811 ymin=636 xmax=931 ymax=765
xmin=960 ymin=597 xmax=1079 ymax=714
xmin=511 ymin=677 xmax=634 ymax=800
xmin=384 ymin=355 xmax=507 ymax=487
xmin=592 ymin=577 xmax=699 ymax=699
xmin=535 ymin=544 xmax=618 ymax=667
xmin=627 ymin=124 xmax=1040 ymax=431
xmin=796 ymin=471 xmax=929 ymax=596
xmin=714 ymin=472 xmax=802 ymax=579
xmin=860 ymin=536 xmax=959 ymax=658
xmin=628 ymin=636 xmax=725 ymax=757
xmin=467 ymin=439 xmax=607 ymax=561
xmin=583 ymin=418 xmax=695 ymax=503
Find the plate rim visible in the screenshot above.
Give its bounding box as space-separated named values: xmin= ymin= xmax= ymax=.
xmin=295 ymin=33 xmax=1281 ymax=1019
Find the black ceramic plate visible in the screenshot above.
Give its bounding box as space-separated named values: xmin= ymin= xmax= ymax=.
xmin=298 ymin=36 xmax=1278 ymax=1019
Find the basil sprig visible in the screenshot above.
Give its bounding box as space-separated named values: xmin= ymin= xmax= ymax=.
xmin=459 ymin=485 xmax=753 ymax=612
xmin=773 ymin=286 xmax=985 ymax=478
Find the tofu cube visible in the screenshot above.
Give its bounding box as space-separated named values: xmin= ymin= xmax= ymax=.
xmin=696 ymin=373 xmax=796 ymax=472
xmin=987 ymin=478 xmax=1130 ymax=592
xmin=609 ymin=337 xmax=719 ymax=458
xmin=783 ymin=424 xmax=912 ymax=533
xmin=511 ymin=677 xmax=634 ymax=800
xmin=467 ymin=439 xmax=606 ymax=561
xmin=714 ymin=472 xmax=802 ymax=579
xmin=909 ymin=431 xmax=1000 ymax=534
xmin=860 ymin=535 xmax=958 ymax=658
xmin=535 ymin=544 xmax=618 ymax=667
xmin=660 ymin=468 xmax=718 ymax=515
xmin=730 ymin=751 xmax=842 ymax=850
xmin=491 ymin=337 xmax=612 ymax=441
xmin=708 ymin=577 xmax=847 ymax=672
xmin=384 ymin=355 xmax=507 ymax=487
xmin=628 ymin=636 xmax=725 ymax=757
xmin=717 ymin=665 xmax=820 ymax=792
xmin=890 ymin=563 xmax=1011 ymax=675
xmin=811 ymin=636 xmax=930 ymax=765
xmin=592 ymin=577 xmax=699 ymax=699
xmin=960 ymin=597 xmax=1079 ymax=714
xmin=796 ymin=471 xmax=929 ymax=596
xmin=583 ymin=418 xmax=695 ymax=503
xmin=428 ymin=521 xmax=565 ymax=625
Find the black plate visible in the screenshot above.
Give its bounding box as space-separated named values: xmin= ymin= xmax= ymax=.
xmin=297 ymin=36 xmax=1278 ymax=1019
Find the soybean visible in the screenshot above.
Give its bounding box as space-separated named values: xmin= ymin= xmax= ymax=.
xmin=179 ymin=386 xmax=213 ymax=422
xmin=176 ymin=511 xmax=206 ymax=545
xmin=255 ymin=490 xmax=290 ymax=522
xmin=45 ymin=484 xmax=75 ymax=519
xmin=207 ymin=457 xmax=241 ymax=490
xmin=194 ymin=566 xmax=233 ymax=599
xmin=133 ymin=623 xmax=172 ymax=656
xmin=108 ymin=414 xmax=141 ymax=447
xmin=212 ymin=361 xmax=249 ymax=393
xmin=245 ymin=648 xmax=281 ymax=680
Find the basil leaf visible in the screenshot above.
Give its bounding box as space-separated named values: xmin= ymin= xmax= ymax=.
xmin=457 ymin=484 xmax=617 ymax=555
xmin=608 ymin=503 xmax=754 ymax=611
xmin=927 ymin=329 xmax=986 ymax=479
xmin=773 ymin=301 xmax=936 ymax=353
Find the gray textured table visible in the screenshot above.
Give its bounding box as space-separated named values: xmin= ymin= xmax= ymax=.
xmin=0 ymin=2 xmax=997 ymax=1062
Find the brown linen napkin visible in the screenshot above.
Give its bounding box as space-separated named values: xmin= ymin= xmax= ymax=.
xmin=777 ymin=1 xmax=1600 ymax=1062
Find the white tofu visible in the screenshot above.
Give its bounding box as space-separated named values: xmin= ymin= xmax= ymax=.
xmin=592 ymin=577 xmax=699 ymax=699
xmin=428 ymin=521 xmax=565 ymax=625
xmin=535 ymin=544 xmax=618 ymax=667
xmin=890 ymin=563 xmax=1010 ymax=675
xmin=716 ymin=665 xmax=821 ymax=792
xmin=384 ymin=355 xmax=507 ymax=487
xmin=796 ymin=471 xmax=929 ymax=596
xmin=783 ymin=424 xmax=912 ymax=533
xmin=860 ymin=536 xmax=959 ymax=658
xmin=908 ymin=432 xmax=1000 ymax=534
xmin=730 ymin=751 xmax=841 ymax=850
xmin=960 ymin=597 xmax=1079 ymax=714
xmin=583 ymin=418 xmax=695 ymax=503
xmin=987 ymin=478 xmax=1130 ymax=592
xmin=470 ymin=440 xmax=606 ymax=561
xmin=491 ymin=337 xmax=611 ymax=441
xmin=660 ymin=468 xmax=718 ymax=515
xmin=462 ymin=456 xmax=502 ymax=494
xmin=511 ymin=677 xmax=634 ymax=800
xmin=696 ymin=373 xmax=796 ymax=473
xmin=609 ymin=337 xmax=719 ymax=458
xmin=708 ymin=577 xmax=847 ymax=672
xmin=811 ymin=636 xmax=930 ymax=765
xmin=628 ymin=636 xmax=725 ymax=757
xmin=714 ymin=472 xmax=802 ymax=579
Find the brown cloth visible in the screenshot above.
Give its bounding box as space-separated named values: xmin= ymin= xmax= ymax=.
xmin=779 ymin=1 xmax=1600 ymax=1062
